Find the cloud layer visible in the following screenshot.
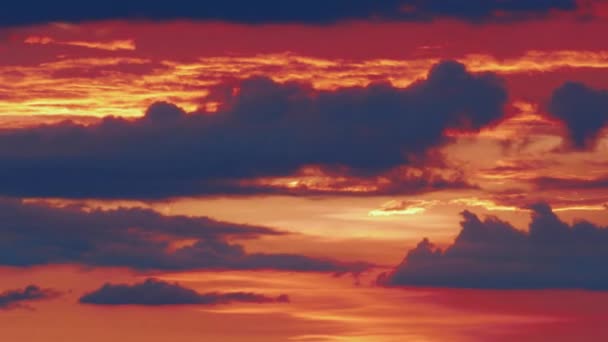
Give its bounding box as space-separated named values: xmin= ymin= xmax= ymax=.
xmin=0 ymin=1 xmax=579 ymax=27
xmin=549 ymin=82 xmax=608 ymax=149
xmin=0 ymin=61 xmax=506 ymax=198
xmin=80 ymin=278 xmax=289 ymax=306
xmin=0 ymin=285 xmax=58 ymax=310
xmin=0 ymin=198 xmax=366 ymax=273
xmin=379 ymin=203 xmax=608 ymax=290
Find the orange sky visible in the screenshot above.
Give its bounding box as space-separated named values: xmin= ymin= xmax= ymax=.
xmin=3 ymin=265 xmax=608 ymax=342
xmin=2 ymin=4 xmax=608 ymax=341
xmin=3 ymin=19 xmax=608 ymax=118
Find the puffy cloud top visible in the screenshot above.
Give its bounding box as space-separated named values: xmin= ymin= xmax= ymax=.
xmin=380 ymin=203 xmax=608 ymax=290
xmin=0 ymin=61 xmax=506 ymax=199
xmin=549 ymin=82 xmax=608 ymax=150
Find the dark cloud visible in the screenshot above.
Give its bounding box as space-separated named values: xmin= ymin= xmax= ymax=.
xmin=409 ymin=0 xmax=579 ymax=21
xmin=0 ymin=198 xmax=367 ymax=273
xmin=0 ymin=1 xmax=579 ymax=27
xmin=548 ymin=82 xmax=608 ymax=150
xmin=0 ymin=61 xmax=505 ymax=199
xmin=0 ymin=285 xmax=59 ymax=310
xmin=532 ymin=175 xmax=608 ymax=190
xmin=379 ymin=203 xmax=608 ymax=290
xmin=80 ymin=278 xmax=288 ymax=306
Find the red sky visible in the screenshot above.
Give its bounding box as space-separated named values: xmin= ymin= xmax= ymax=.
xmin=1 ymin=2 xmax=608 ymax=341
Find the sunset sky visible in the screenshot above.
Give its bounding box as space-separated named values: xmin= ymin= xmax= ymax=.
xmin=2 ymin=1 xmax=608 ymax=341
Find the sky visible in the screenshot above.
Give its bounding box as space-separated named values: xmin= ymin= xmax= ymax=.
xmin=1 ymin=1 xmax=608 ymax=341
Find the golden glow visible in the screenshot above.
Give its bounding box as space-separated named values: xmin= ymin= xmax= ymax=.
xmin=1 ymin=18 xmax=608 ymax=342
xmin=3 ymin=50 xmax=608 ymax=118
xmin=553 ymin=204 xmax=608 ymax=212
xmin=450 ymin=198 xmax=521 ymax=211
xmin=465 ymin=50 xmax=608 ymax=73
xmin=243 ymin=166 xmax=382 ymax=194
xmin=25 ymin=35 xmax=136 ymax=51
xmin=368 ymin=200 xmax=438 ymax=217
xmin=2 ymin=266 xmax=597 ymax=342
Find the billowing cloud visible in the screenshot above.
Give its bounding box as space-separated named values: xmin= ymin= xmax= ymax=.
xmin=379 ymin=203 xmax=608 ymax=290
xmin=0 ymin=285 xmax=59 ymax=310
xmin=80 ymin=278 xmax=289 ymax=306
xmin=0 ymin=198 xmax=367 ymax=273
xmin=0 ymin=1 xmax=580 ymax=27
xmin=0 ymin=61 xmax=506 ymax=198
xmin=548 ymin=82 xmax=608 ymax=149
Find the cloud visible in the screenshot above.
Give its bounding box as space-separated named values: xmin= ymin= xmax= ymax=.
xmin=548 ymin=82 xmax=608 ymax=150
xmin=449 ymin=197 xmax=520 ymax=212
xmin=227 ymin=165 xmax=476 ymax=197
xmin=4 ymin=50 xmax=608 ymax=121
xmin=532 ymin=175 xmax=608 ymax=190
xmin=368 ymin=199 xmax=438 ymax=216
xmin=0 ymin=198 xmax=367 ymax=273
xmin=0 ymin=61 xmax=506 ymax=198
xmin=379 ymin=203 xmax=608 ymax=290
xmin=0 ymin=285 xmax=59 ymax=310
xmin=80 ymin=278 xmax=288 ymax=306
xmin=24 ymin=36 xmax=136 ymax=51
xmin=0 ymin=1 xmax=580 ymax=27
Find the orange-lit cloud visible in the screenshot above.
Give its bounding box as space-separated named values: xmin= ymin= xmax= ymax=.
xmin=368 ymin=199 xmax=439 ymax=217
xmin=24 ymin=35 xmax=136 ymax=51
xmin=241 ymin=165 xmax=473 ymax=197
xmin=450 ymin=197 xmax=521 ymax=212
xmin=3 ymin=49 xmax=608 ymax=118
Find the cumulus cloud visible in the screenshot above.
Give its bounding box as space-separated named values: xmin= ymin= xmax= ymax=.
xmin=0 ymin=285 xmax=59 ymax=310
xmin=0 ymin=198 xmax=367 ymax=273
xmin=548 ymin=82 xmax=608 ymax=150
xmin=80 ymin=278 xmax=288 ymax=306
xmin=379 ymin=203 xmax=608 ymax=289
xmin=0 ymin=0 xmax=580 ymax=27
xmin=0 ymin=61 xmax=505 ymax=199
